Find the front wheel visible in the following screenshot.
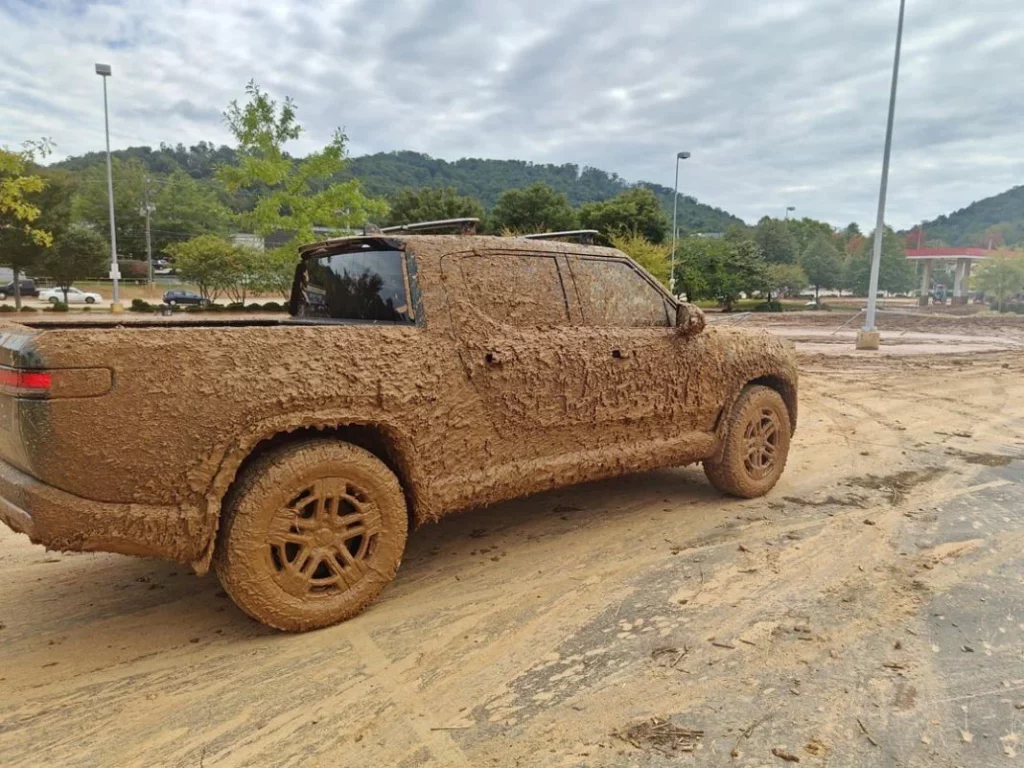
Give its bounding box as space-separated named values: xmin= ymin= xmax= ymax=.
xmin=214 ymin=440 xmax=409 ymax=631
xmin=85 ymin=296 xmax=95 ymax=304
xmin=704 ymin=385 xmax=791 ymax=498
xmin=48 ymin=297 xmax=59 ymax=305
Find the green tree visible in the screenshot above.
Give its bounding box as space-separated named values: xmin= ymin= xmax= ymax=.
xmin=799 ymin=234 xmax=842 ymax=301
xmin=753 ymin=216 xmax=798 ymax=264
xmin=43 ymin=226 xmax=107 ymax=303
xmin=488 ymin=182 xmax=577 ymax=233
xmin=849 ymin=227 xmax=916 ymax=295
xmin=152 ymin=169 xmax=232 ymax=255
xmin=216 ymin=81 xmax=386 ymax=248
xmin=71 ymin=157 xmax=149 ymax=260
xmin=0 ymin=141 xmax=55 ymax=308
xmin=786 ymin=217 xmax=836 ymax=254
xmin=609 ymin=231 xmax=671 ymax=287
xmin=166 ymin=234 xmax=239 ymax=301
xmin=384 ymin=186 xmax=484 ymax=227
xmin=767 ymin=263 xmax=808 ymax=299
xmin=674 ymin=237 xmax=768 ymax=310
xmin=974 ymin=252 xmax=1024 ymax=311
xmin=579 ymin=187 xmax=668 ymax=243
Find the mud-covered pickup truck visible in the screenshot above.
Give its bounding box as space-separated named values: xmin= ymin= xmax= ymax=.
xmin=0 ymin=225 xmax=797 ymax=630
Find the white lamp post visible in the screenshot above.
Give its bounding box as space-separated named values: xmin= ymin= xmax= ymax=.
xmin=95 ymin=63 xmax=122 ymax=312
xmin=669 ymin=151 xmax=691 ymax=297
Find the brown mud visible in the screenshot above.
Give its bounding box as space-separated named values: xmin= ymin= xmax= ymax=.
xmin=1 ymin=346 xmax=1022 ymax=765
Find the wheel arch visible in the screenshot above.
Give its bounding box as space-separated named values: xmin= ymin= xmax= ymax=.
xmin=193 ymin=420 xmax=421 ymax=574
xmin=748 ymin=374 xmax=798 ymax=433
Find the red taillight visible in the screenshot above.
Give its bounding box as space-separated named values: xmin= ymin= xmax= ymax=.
xmin=0 ymin=369 xmax=51 ymax=392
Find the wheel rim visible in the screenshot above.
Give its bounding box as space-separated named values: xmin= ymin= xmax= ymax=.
xmin=267 ymin=478 xmax=382 ymax=598
xmin=742 ymin=407 xmax=781 ymax=479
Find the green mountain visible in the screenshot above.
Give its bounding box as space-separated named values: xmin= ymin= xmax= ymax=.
xmin=915 ymin=185 xmax=1024 ymax=248
xmin=51 ymin=144 xmax=743 ymax=234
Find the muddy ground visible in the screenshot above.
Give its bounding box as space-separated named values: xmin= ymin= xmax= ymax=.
xmin=1 ymin=319 xmax=1023 ymax=767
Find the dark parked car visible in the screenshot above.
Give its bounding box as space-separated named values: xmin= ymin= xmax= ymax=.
xmin=163 ymin=290 xmax=208 ymax=306
xmin=0 ymin=280 xmax=39 ymax=300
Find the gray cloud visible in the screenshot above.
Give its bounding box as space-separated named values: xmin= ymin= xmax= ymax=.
xmin=1 ymin=0 xmax=1022 ymax=228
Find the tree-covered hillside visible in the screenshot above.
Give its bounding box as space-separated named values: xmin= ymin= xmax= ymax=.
xmin=913 ymin=185 xmax=1024 ymax=248
xmin=51 ymin=144 xmax=743 ymax=234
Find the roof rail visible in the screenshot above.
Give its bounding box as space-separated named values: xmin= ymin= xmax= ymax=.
xmin=373 ymin=217 xmax=479 ymax=235
xmin=522 ymin=229 xmax=601 ymax=244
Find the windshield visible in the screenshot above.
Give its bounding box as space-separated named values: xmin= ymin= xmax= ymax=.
xmin=298 ymin=248 xmax=412 ymax=323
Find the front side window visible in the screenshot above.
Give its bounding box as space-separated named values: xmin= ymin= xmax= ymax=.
xmin=299 ymin=249 xmax=412 ymax=323
xmin=458 ymin=253 xmax=570 ymax=326
xmin=569 ymin=257 xmax=672 ymax=327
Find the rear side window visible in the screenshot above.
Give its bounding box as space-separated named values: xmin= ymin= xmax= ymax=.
xmin=459 ymin=253 xmax=569 ymax=326
xmin=299 ymin=249 xmax=412 ymax=322
xmin=569 ymin=257 xmax=672 ymax=327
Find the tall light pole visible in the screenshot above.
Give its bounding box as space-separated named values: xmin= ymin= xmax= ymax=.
xmin=858 ymin=0 xmax=907 ymax=350
xmin=95 ymin=63 xmax=122 ymax=312
xmin=669 ymin=151 xmax=691 ymax=297
xmin=784 ymin=206 xmax=796 ymax=220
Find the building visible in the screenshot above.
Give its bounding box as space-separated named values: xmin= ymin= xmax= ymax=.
xmin=905 ymin=248 xmax=991 ymax=306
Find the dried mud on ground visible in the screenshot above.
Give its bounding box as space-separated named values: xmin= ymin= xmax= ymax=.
xmin=2 ymin=334 xmax=1023 ymax=767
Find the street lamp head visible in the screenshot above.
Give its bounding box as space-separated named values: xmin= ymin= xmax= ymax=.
xmin=677 ymin=151 xmax=691 ymax=160
xmin=786 ymin=206 xmax=796 ymax=212
xmin=95 ymin=63 xmax=112 ymax=76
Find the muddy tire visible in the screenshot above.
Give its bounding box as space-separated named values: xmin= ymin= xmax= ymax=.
xmin=214 ymin=440 xmax=408 ymax=631
xmin=704 ymin=385 xmax=791 ymax=499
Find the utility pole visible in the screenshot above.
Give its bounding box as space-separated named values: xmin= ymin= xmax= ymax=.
xmin=858 ymin=0 xmax=908 ymax=350
xmin=142 ymin=176 xmax=154 ymax=286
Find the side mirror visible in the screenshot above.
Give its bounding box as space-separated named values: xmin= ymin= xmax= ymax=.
xmin=675 ymin=302 xmax=706 ymax=336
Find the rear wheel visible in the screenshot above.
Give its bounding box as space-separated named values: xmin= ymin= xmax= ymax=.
xmin=214 ymin=440 xmax=408 ymax=631
xmin=85 ymin=296 xmax=95 ymax=304
xmin=48 ymin=296 xmax=59 ymax=305
xmin=704 ymin=385 xmax=791 ymax=498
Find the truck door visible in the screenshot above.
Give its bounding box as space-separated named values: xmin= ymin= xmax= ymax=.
xmin=441 ymin=250 xmax=587 ymax=445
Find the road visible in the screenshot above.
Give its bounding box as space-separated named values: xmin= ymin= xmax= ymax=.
xmin=1 ymin=338 xmax=1022 ymax=766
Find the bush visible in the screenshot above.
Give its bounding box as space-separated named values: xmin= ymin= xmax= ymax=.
xmin=130 ymin=298 xmax=155 ymax=313
xmin=0 ymin=305 xmax=15 ymax=313
xmin=82 ymin=306 xmax=92 ymax=312
xmin=753 ymin=300 xmax=783 ymax=313
xmin=245 ymin=303 xmax=263 ymax=312
xmin=184 ymin=305 xmax=204 ymax=313
xmin=19 ymin=306 xmax=38 ymax=313
xmin=46 ymin=302 xmax=70 ymax=312
xmin=118 ymin=260 xmax=150 ymax=280
xmin=226 ymin=302 xmax=245 ymax=312
xmin=261 ymin=301 xmax=283 ymax=312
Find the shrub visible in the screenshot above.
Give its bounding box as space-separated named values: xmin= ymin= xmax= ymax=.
xmin=0 ymin=305 xmax=15 ymax=313
xmin=226 ymin=302 xmax=245 ymax=312
xmin=82 ymin=306 xmax=92 ymax=312
xmin=245 ymin=303 xmax=263 ymax=312
xmin=130 ymin=298 xmax=154 ymax=312
xmin=19 ymin=306 xmax=38 ymax=312
xmin=261 ymin=301 xmax=283 ymax=312
xmin=46 ymin=301 xmax=70 ymax=312
xmin=185 ymin=305 xmax=204 ymax=313
xmin=753 ymin=300 xmax=783 ymax=313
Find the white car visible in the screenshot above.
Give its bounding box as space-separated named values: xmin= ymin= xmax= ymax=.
xmin=38 ymin=287 xmax=103 ymax=305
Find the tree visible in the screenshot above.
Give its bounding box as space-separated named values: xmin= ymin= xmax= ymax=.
xmin=785 ymin=217 xmax=835 ymax=254
xmin=488 ymin=182 xmax=577 ymax=233
xmin=848 ymin=227 xmax=916 ymax=295
xmin=216 ymin=81 xmax=386 ymax=248
xmin=767 ymin=263 xmax=808 ymax=299
xmin=0 ymin=141 xmax=55 ymax=308
xmin=753 ymin=216 xmax=798 ymax=264
xmin=579 ymin=187 xmax=668 ymax=243
xmin=44 ymin=226 xmax=107 ymax=303
xmin=166 ymin=235 xmax=239 ymax=301
xmin=974 ymin=252 xmax=1024 ymax=312
xmin=674 ymin=237 xmax=768 ymax=310
xmin=152 ymin=169 xmax=232 ymax=255
xmin=385 ymin=186 xmax=484 ymax=227
xmin=799 ymin=234 xmax=842 ymax=301
xmin=609 ymin=232 xmax=671 ymax=287
xmin=71 ymin=157 xmax=149 ymax=260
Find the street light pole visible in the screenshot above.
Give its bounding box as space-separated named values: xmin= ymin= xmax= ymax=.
xmin=785 ymin=206 xmax=795 ymax=220
xmin=95 ymin=63 xmax=122 ymax=312
xmin=142 ymin=176 xmax=154 ymax=286
xmin=859 ymin=0 xmax=907 ymax=349
xmin=669 ymin=151 xmax=691 ymax=297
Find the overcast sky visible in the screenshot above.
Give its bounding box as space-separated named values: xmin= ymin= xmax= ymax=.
xmin=2 ymin=0 xmax=1021 ymax=228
